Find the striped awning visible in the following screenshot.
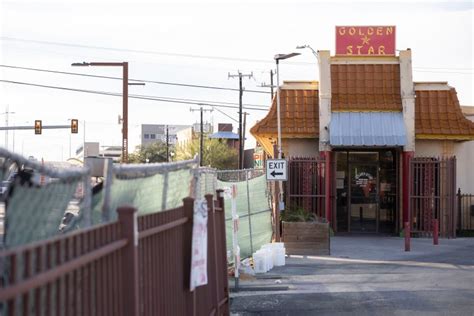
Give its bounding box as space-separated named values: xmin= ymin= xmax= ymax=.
xmin=329 ymin=112 xmax=407 ymax=147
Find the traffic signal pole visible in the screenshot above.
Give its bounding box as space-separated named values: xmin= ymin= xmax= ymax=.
xmin=0 ymin=125 xmax=71 ymax=131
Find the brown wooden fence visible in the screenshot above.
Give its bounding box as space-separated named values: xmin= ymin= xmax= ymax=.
xmin=0 ymin=191 xmax=229 ymax=316
xmin=286 ymin=157 xmax=326 ymax=219
xmin=410 ymin=157 xmax=456 ymax=238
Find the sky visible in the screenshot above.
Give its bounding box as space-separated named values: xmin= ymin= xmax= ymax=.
xmin=0 ymin=0 xmax=472 ymax=161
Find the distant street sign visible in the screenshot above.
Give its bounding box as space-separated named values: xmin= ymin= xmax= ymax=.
xmin=266 ymin=159 xmax=287 ymax=181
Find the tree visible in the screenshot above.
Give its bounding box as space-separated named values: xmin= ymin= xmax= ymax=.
xmin=128 ymin=141 xmax=170 ymax=163
xmin=176 ymin=138 xmax=238 ymax=170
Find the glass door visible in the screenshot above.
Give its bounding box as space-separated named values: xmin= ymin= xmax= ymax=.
xmin=349 ymin=164 xmax=378 ymax=232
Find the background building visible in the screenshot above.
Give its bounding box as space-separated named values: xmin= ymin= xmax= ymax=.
xmin=140 ymin=124 xmax=190 ymax=147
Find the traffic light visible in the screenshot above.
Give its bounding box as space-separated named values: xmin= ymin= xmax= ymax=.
xmin=71 ymin=119 xmax=79 ymax=134
xmin=34 ymin=120 xmax=42 ymax=135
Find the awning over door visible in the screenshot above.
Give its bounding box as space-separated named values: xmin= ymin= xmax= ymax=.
xmin=329 ymin=112 xmax=407 ymax=147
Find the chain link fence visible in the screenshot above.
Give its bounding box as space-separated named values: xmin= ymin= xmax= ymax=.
xmin=0 ymin=148 xmax=198 ymax=249
xmin=0 ymin=147 xmax=272 ymax=262
xmin=216 ymin=169 xmax=272 ymax=260
xmin=0 ymin=148 xmax=91 ymax=248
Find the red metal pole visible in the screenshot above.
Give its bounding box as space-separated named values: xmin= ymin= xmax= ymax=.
xmin=402 ymin=151 xmax=414 ymax=225
xmin=404 ymin=221 xmax=411 ymax=251
xmin=433 ymin=218 xmax=439 ymax=245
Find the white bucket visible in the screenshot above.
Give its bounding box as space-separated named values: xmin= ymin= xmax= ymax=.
xmin=274 ymin=247 xmax=286 ymax=266
xmin=262 ymin=243 xmax=284 ymax=266
xmin=253 ymin=253 xmax=266 ymax=273
xmin=256 ymin=248 xmax=273 ymax=271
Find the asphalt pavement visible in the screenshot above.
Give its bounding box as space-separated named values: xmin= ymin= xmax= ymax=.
xmin=230 ymin=236 xmax=474 ymax=316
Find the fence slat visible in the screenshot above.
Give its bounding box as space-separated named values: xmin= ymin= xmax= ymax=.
xmin=1 ymin=194 xmax=229 ymax=316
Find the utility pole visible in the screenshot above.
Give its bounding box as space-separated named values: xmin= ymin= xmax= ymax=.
xmin=190 ymin=106 xmax=213 ymax=166
xmin=2 ymin=105 xmax=15 ymax=150
xmin=259 ymin=70 xmax=276 ymax=102
xmin=166 ymin=125 xmax=169 ymax=162
xmin=242 ymin=112 xmax=249 ymax=168
xmin=228 ymin=71 xmax=253 ymax=169
xmin=270 ymin=70 xmax=274 ymax=100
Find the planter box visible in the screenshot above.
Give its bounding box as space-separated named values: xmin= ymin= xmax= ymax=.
xmin=282 ymin=221 xmax=330 ymax=256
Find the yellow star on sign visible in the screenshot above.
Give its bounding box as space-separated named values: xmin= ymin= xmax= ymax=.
xmin=361 ymin=35 xmax=371 ymax=45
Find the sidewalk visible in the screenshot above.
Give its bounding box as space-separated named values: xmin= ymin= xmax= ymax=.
xmin=230 ymin=236 xmax=474 ymax=315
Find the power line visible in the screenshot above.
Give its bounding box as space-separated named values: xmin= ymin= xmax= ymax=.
xmin=0 ymin=79 xmax=270 ymax=111
xmin=413 ymin=70 xmax=473 ymax=74
xmin=0 ymin=64 xmax=271 ymax=94
xmin=414 ymin=67 xmax=473 ymax=70
xmin=3 ymin=38 xmax=472 ymax=73
xmin=1 ymin=37 xmax=312 ymax=66
xmin=212 ymin=107 xmax=238 ymax=123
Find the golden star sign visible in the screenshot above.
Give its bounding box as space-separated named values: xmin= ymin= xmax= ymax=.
xmin=361 ymin=35 xmax=371 ymax=45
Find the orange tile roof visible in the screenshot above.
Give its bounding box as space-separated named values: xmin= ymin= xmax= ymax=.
xmin=250 ymin=89 xmax=319 ymax=154
xmin=251 ymin=83 xmax=474 ymax=153
xmin=415 ymin=88 xmax=474 ymax=140
xmin=331 ymin=64 xmax=402 ymax=111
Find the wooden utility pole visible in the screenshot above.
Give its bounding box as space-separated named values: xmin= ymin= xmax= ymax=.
xmin=242 ymin=112 xmax=249 ymax=168
xmin=190 ymin=107 xmax=213 ymax=166
xmin=270 ymin=70 xmax=274 ymax=100
xmin=228 ymin=71 xmax=253 ymax=169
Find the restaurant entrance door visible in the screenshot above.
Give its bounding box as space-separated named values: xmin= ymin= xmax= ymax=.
xmin=350 ymin=163 xmax=378 ymax=232
xmin=335 ymin=150 xmax=398 ymax=234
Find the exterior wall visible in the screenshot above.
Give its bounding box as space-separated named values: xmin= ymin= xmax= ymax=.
xmin=75 ymin=142 xmax=100 ymax=160
xmin=283 ymin=138 xmax=319 ymax=157
xmin=176 ymin=127 xmax=194 ymax=148
xmin=399 ymin=50 xmax=416 ymax=152
xmin=141 ymin=124 xmax=190 ymax=147
xmin=318 ymin=51 xmax=331 ymax=152
xmin=454 ymin=140 xmax=474 ymax=194
xmin=415 ymin=139 xmax=474 ymax=194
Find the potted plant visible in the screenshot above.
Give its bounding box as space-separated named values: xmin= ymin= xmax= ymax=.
xmin=281 ymin=206 xmax=330 ymax=256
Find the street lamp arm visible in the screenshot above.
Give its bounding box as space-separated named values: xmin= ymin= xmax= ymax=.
xmin=296 ymin=45 xmax=318 ymax=58
xmin=89 ymin=62 xmax=126 ymax=67
xmin=71 ymin=62 xmax=126 ymax=67
xmin=274 ymin=52 xmax=300 ymax=61
xmin=70 ymin=61 xmax=129 ymax=162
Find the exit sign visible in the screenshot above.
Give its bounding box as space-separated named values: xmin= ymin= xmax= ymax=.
xmin=266 ymin=159 xmax=287 ymax=181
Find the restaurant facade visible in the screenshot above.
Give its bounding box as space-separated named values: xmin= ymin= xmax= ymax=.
xmin=251 ymin=26 xmax=474 ymax=236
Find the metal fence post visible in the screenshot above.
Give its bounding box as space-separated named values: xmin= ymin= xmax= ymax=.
xmin=433 ymin=218 xmax=439 ymax=245
xmin=404 ymin=222 xmax=411 ymax=252
xmin=457 ymin=188 xmax=462 ymax=231
xmin=205 ymin=193 xmax=220 ymax=315
xmin=161 ymin=171 xmax=169 ymax=210
xmin=182 ymin=197 xmax=196 ymax=316
xmin=117 ymin=205 xmax=139 ymax=316
xmin=246 ymin=170 xmax=254 ymax=254
xmin=102 ymin=158 xmax=114 ymax=222
xmin=83 ymin=172 xmax=92 ymax=227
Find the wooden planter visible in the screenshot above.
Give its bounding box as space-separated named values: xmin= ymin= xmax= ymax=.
xmin=282 ymin=221 xmax=330 ymax=256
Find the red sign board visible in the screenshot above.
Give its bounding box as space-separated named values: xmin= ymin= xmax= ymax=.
xmin=336 ymin=26 xmax=396 ymax=56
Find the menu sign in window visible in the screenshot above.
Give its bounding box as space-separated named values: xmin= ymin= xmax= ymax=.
xmin=336 ymin=26 xmax=396 ymax=56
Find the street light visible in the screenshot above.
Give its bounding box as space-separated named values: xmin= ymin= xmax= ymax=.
xmin=274 ymin=52 xmax=300 ymax=160
xmin=274 ymin=52 xmax=300 ymax=214
xmin=71 ymin=61 xmax=144 ymax=163
xmin=296 ymin=45 xmax=318 ymax=58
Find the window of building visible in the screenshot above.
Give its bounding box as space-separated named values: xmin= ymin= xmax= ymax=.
xmin=144 ymin=134 xmax=150 ymax=139
xmin=150 ymin=134 xmax=156 ymax=139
